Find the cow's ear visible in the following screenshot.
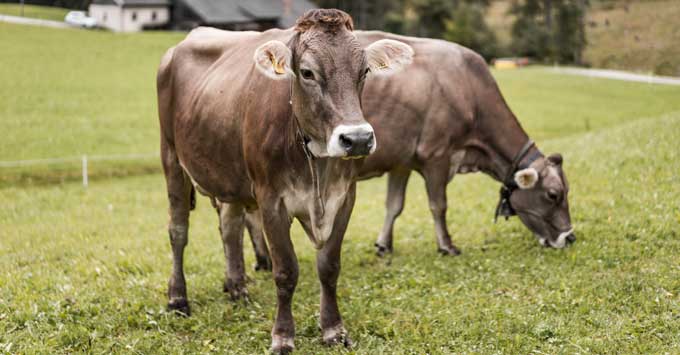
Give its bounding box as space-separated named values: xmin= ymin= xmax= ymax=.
xmin=547 ymin=153 xmax=563 ymax=166
xmin=514 ymin=168 xmax=539 ymax=189
xmin=365 ymin=39 xmax=414 ymax=76
xmin=253 ymin=40 xmax=294 ymax=80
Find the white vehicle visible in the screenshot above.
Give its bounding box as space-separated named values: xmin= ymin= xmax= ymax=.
xmin=64 ymin=11 xmax=98 ymax=29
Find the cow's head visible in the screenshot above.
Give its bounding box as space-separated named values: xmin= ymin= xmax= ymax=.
xmin=509 ymin=153 xmax=575 ymax=248
xmin=253 ymin=9 xmax=413 ymax=158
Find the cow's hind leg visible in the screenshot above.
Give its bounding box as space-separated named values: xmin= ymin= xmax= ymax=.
xmin=245 ymin=211 xmax=272 ymax=272
xmin=216 ymin=202 xmax=249 ymax=300
xmin=423 ymin=162 xmax=461 ymax=255
xmin=375 ymin=169 xmax=411 ymax=257
xmin=162 ymin=144 xmax=194 ymax=315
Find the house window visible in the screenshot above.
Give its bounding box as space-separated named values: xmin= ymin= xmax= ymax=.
xmin=151 ymin=11 xmax=157 ymax=21
xmin=131 ymin=12 xmax=137 ymax=21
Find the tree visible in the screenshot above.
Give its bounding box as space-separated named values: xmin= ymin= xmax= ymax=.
xmin=444 ymin=3 xmax=498 ymax=60
xmin=312 ymin=0 xmax=499 ymax=60
xmin=510 ymin=0 xmax=587 ymax=64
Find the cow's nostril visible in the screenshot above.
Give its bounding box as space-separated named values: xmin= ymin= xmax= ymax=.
xmin=566 ymin=233 xmax=576 ymax=244
xmin=339 ymin=134 xmax=353 ymax=149
xmin=366 ymin=132 xmax=374 ymax=148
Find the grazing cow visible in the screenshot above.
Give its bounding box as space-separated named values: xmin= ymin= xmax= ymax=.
xmin=157 ymin=9 xmax=413 ymax=353
xmin=245 ymin=31 xmax=575 ymax=271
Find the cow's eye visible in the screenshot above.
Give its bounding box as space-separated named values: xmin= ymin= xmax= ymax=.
xmin=546 ymin=189 xmax=560 ymax=202
xmin=300 ymin=69 xmax=315 ymax=80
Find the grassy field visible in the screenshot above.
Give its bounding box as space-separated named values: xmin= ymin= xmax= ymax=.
xmin=0 ymin=23 xmax=184 ymax=186
xmin=1 ymin=22 xmax=680 ymax=354
xmin=3 ymin=21 xmax=680 ymax=187
xmin=0 ymin=4 xmax=69 ymax=22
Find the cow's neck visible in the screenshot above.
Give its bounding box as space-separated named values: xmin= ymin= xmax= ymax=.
xmin=462 ymin=103 xmax=542 ymax=183
xmin=285 ymin=113 xmax=357 ymax=247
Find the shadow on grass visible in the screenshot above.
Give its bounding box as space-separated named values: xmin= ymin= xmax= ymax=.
xmin=0 ymin=161 xmax=162 ymax=189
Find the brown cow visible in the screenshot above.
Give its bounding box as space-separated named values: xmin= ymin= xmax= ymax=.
xmin=245 ymin=31 xmax=575 ymax=271
xmin=157 ymin=10 xmax=413 ymax=353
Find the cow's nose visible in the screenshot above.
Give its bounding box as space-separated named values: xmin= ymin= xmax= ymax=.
xmin=339 ymin=131 xmax=374 ymax=157
xmin=566 ymin=233 xmax=576 ymax=244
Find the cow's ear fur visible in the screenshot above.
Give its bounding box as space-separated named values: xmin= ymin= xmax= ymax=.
xmin=365 ymin=39 xmax=414 ymax=76
xmin=253 ymin=40 xmax=294 ymax=80
xmin=514 ymin=168 xmax=539 ymax=189
xmin=547 ymin=153 xmax=563 ymax=166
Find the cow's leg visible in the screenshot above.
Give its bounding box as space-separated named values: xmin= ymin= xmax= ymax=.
xmin=216 ymin=202 xmax=248 ymax=300
xmin=317 ymin=185 xmax=355 ymax=347
xmin=422 ymin=163 xmax=461 ymax=255
xmin=374 ymin=169 xmax=411 ymax=257
xmin=260 ymin=201 xmax=297 ymax=353
xmin=245 ymin=211 xmax=272 ymax=272
xmin=162 ymin=143 xmax=194 ymax=315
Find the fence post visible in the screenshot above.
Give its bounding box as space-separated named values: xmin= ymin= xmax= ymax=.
xmin=82 ymin=155 xmax=88 ymax=188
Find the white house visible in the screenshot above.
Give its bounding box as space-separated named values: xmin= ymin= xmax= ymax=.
xmin=89 ymin=0 xmax=170 ymax=32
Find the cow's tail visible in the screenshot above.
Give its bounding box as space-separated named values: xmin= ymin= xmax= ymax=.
xmin=190 ymin=185 xmax=196 ymax=211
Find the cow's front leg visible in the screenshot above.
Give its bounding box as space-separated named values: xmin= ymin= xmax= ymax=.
xmin=423 ymin=162 xmax=461 ymax=256
xmin=375 ymin=169 xmax=411 ymax=257
xmin=216 ymin=202 xmax=248 ymax=300
xmin=245 ymin=211 xmax=272 ymax=272
xmin=317 ymin=185 xmax=355 ymax=347
xmin=260 ymin=201 xmax=297 ymax=353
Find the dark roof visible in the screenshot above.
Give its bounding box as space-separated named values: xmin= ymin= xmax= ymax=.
xmin=278 ymin=0 xmax=316 ymax=28
xmin=92 ymin=0 xmax=170 ymax=7
xmin=240 ymin=0 xmax=283 ymax=19
xmin=182 ymin=0 xmax=254 ymax=24
xmin=181 ymin=0 xmax=315 ymax=26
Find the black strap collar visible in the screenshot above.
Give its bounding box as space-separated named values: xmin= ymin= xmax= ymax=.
xmin=494 ymin=140 xmax=542 ymax=223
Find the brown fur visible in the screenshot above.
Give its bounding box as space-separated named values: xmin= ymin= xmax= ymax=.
xmin=295 ymin=8 xmax=354 ymax=33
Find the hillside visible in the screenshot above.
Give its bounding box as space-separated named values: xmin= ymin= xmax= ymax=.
xmin=486 ymin=0 xmax=680 ymax=76
xmin=584 ymin=0 xmax=680 ymax=76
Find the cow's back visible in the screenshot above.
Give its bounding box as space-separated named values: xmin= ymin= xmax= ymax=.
xmin=355 ymin=31 xmax=485 ymax=177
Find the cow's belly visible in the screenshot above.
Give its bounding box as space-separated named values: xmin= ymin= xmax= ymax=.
xmin=179 ymin=155 xmax=253 ymax=204
xmin=174 ymin=119 xmax=254 ymax=204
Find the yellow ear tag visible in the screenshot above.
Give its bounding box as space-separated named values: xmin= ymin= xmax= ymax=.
xmin=378 ymin=61 xmax=389 ymax=70
xmin=274 ymin=59 xmax=286 ymax=75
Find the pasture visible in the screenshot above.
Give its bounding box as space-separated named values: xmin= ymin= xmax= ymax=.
xmin=1 ymin=22 xmax=680 ymax=354
xmin=0 ymin=4 xmax=69 ymax=22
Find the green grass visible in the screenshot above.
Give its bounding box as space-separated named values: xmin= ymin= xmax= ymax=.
xmin=0 ymin=4 xmax=70 ymax=22
xmin=1 ymin=22 xmax=680 ymax=354
xmin=0 ymin=23 xmax=184 ymax=186
xmin=3 ymin=21 xmax=680 ymax=187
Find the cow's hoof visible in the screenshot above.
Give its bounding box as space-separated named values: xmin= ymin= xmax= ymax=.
xmin=322 ymin=325 xmax=352 ymax=348
xmin=374 ymin=243 xmax=392 ymax=257
xmin=438 ymin=245 xmax=461 ymax=256
xmin=271 ymin=335 xmax=294 ymax=354
xmin=223 ymin=279 xmax=249 ymax=301
xmin=254 ymin=256 xmax=272 ymax=272
xmin=167 ymin=298 xmax=191 ymax=316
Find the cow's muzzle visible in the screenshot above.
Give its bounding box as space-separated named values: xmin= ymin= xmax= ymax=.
xmin=539 ymin=228 xmax=576 ymax=249
xmin=327 ymin=123 xmax=376 ymax=158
